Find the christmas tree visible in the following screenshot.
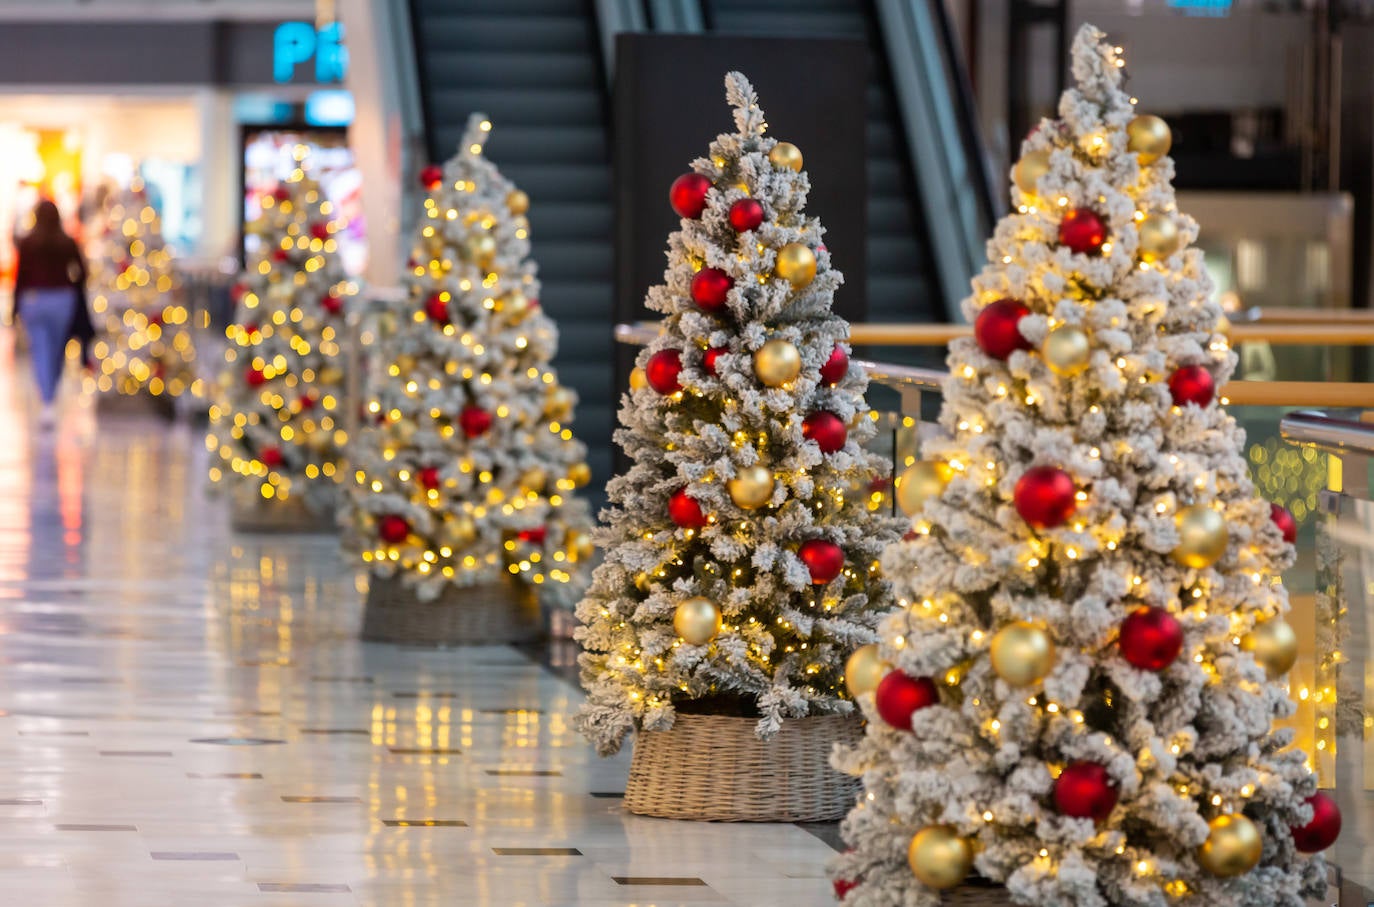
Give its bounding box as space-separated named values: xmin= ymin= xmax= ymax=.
xmin=344 ymin=114 xmax=594 ymax=607
xmin=207 ymin=170 xmax=353 ymax=515
xmin=86 ymin=181 xmax=200 ymax=401
xmin=832 ymin=25 xmax=1337 ymax=906
xmin=574 ymin=73 xmax=900 ymax=756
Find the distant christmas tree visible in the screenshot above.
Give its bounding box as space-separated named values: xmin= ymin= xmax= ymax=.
xmin=86 ymin=180 xmax=199 ymax=400
xmin=207 ymin=171 xmax=352 ymax=515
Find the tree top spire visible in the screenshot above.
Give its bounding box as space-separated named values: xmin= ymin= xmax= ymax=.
xmin=460 ymin=113 xmax=493 ymax=157
xmin=1068 ymin=23 xmax=1132 ymax=116
xmin=725 ymin=71 xmax=767 ymax=140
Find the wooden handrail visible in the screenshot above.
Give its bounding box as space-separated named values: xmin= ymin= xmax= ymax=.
xmin=1222 ymin=382 xmax=1374 ymax=408
xmin=848 ymin=323 xmax=1374 ymax=347
xmin=1244 ymin=307 xmax=1374 ymax=324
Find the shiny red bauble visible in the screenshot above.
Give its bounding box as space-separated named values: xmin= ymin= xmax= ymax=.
xmin=1271 ymin=502 xmax=1298 ymax=545
xmin=518 ymin=527 xmax=547 ymax=545
xmin=146 ymin=312 xmax=163 ymax=327
xmin=669 ymin=172 xmax=712 ymax=219
xmin=310 ymin=222 xmax=330 ymax=240
xmin=974 ymin=299 xmax=1032 ymax=360
xmin=690 ymin=268 xmax=734 ymax=312
xmin=833 ymin=877 xmax=858 ymax=899
xmin=418 ymin=467 xmax=441 ymax=491
xmin=668 ymin=488 xmax=708 ymax=530
xmin=1169 ymin=365 xmax=1215 ymax=408
xmin=1119 ymin=606 xmax=1184 ymax=672
xmin=1053 ymin=761 xmax=1119 ymax=822
xmin=425 ymin=294 xmax=450 ymax=324
xmin=874 ymin=671 xmax=939 ymax=730
xmin=271 ymin=249 xmax=291 ymax=262
xmin=297 ymin=394 xmax=316 ymax=411
xmin=245 ymin=367 xmax=266 ymax=387
xmin=272 ymin=186 xmax=292 ymax=202
xmin=798 ymin=538 xmax=845 ymax=585
xmin=321 ymin=294 xmax=344 ymax=315
xmin=645 ymin=349 xmax=683 ymax=395
xmin=459 ymin=405 xmax=493 ymax=438
xmin=242 ymin=322 xmax=259 ymax=335
xmin=378 ymin=515 xmax=410 ymax=544
xmin=1014 ymin=465 xmax=1077 ymax=529
xmin=820 ymin=345 xmax=849 ymax=385
xmin=419 ymin=164 xmax=443 ymax=189
xmin=703 ymin=346 xmax=728 ymax=376
xmin=1059 ymin=208 xmax=1108 ymax=255
xmin=259 ymin=447 xmax=284 ymax=469
xmin=728 ymin=198 xmax=765 ymax=232
xmin=1292 ymin=792 xmax=1342 ymax=853
xmin=803 ymin=411 xmax=847 ymax=454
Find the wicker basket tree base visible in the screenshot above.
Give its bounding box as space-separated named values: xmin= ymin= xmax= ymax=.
xmin=230 ymin=488 xmax=337 ymax=534
xmin=361 ymin=571 xmax=542 ymax=646
xmin=624 ymin=712 xmax=862 ymax=822
xmin=939 ymin=881 xmax=1013 ymax=905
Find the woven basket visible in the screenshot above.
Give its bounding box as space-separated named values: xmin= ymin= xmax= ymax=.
xmin=624 ymin=712 xmax=862 ymax=821
xmin=941 ymin=881 xmax=1013 ymax=905
xmin=361 ymin=571 xmax=542 ymax=646
xmin=230 ymin=488 xmax=337 ymax=534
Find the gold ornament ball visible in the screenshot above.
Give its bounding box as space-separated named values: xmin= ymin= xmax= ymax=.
xmin=896 ymin=461 xmax=952 ymax=516
xmin=546 ymin=387 xmax=575 ymax=418
xmin=506 ymin=291 xmax=529 ymax=316
xmin=319 ymin=366 xmax=343 ymax=385
xmin=450 ymin=515 xmax=477 ymax=544
xmin=1173 ymin=505 xmax=1228 ymax=569
xmin=629 ymin=367 xmax=648 ymax=391
xmin=466 ymin=234 xmax=497 ymax=265
xmin=507 ymin=189 xmax=530 ymax=215
xmin=1138 ymin=214 xmax=1182 ymax=263
xmin=1127 ymin=114 xmax=1172 ymax=165
xmin=568 ymin=462 xmax=592 ymax=487
xmin=674 ymin=596 xmax=722 ymax=646
xmin=1197 ymin=814 xmax=1262 ymax=878
xmin=573 ymin=533 xmax=595 ymax=560
xmin=754 ymin=338 xmax=802 ymax=387
xmin=728 ymin=465 xmax=775 ymax=510
xmin=394 ymin=354 xmax=417 ymax=374
xmin=768 ymin=141 xmax=804 ymax=172
xmin=394 ymin=418 xmax=417 ymax=443
xmin=1043 ymin=325 xmax=1092 ymax=377
xmin=520 ymin=467 xmax=548 ymax=493
xmin=775 ymin=243 xmax=817 ymax=289
xmin=845 ymin=644 xmax=889 ymax=697
xmin=907 ymin=825 xmax=973 ymax=890
xmin=1240 ymin=617 xmax=1298 ymax=679
xmin=1013 ymin=149 xmax=1052 ymax=196
xmin=990 ymin=621 xmax=1056 ymax=687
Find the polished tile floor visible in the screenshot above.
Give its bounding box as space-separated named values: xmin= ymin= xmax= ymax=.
xmin=0 ymin=330 xmax=840 ymax=906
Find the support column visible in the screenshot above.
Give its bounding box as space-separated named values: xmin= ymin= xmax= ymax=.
xmin=196 ymin=88 xmax=237 ymax=260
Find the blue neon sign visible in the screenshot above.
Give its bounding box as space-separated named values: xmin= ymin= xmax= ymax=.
xmin=274 ymin=22 xmax=348 ymax=84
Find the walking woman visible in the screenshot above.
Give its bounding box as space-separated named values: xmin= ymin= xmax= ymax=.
xmin=14 ymin=200 xmax=90 ymax=427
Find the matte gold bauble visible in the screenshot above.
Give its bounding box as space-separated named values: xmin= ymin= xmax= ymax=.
xmin=728 ymin=465 xmax=774 ymax=510
xmin=1013 ymin=149 xmax=1052 ymax=196
xmin=1173 ymin=505 xmax=1228 ymax=569
xmin=1043 ymin=325 xmax=1091 ymax=376
xmin=896 ymin=461 xmax=952 ymax=516
xmin=768 ymin=141 xmax=803 ymax=172
xmin=546 ymin=387 xmax=575 ymax=418
xmin=674 ymin=596 xmax=721 ymax=645
xmin=844 ymin=644 xmax=889 ymax=697
xmin=394 ymin=354 xmax=417 ymax=374
xmin=572 ymin=533 xmax=595 ymax=560
xmin=466 ymin=234 xmax=496 ymax=265
xmin=1127 ymin=114 xmax=1172 ymax=165
xmin=507 ymin=189 xmax=530 ymax=215
xmin=1138 ymin=214 xmax=1181 ymax=263
xmin=754 ymin=338 xmax=802 ymax=387
xmin=990 ymin=621 xmax=1055 ymax=687
xmin=775 ymin=243 xmax=816 ymax=289
xmin=520 ymin=467 xmax=548 ymax=493
xmin=1241 ymin=617 xmax=1298 ymax=679
xmin=506 ymin=291 xmax=529 ymax=316
xmin=629 ymin=367 xmax=648 ymax=391
xmin=907 ymin=825 xmax=973 ymax=890
xmin=450 ymin=515 xmax=477 ymax=544
xmin=568 ymin=462 xmax=592 ymax=487
xmin=1197 ymin=814 xmax=1262 ymax=877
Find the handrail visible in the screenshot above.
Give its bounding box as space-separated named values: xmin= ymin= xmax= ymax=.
xmin=844 ymin=323 xmax=1374 ymax=347
xmin=1238 ymin=307 xmax=1374 ymax=325
xmin=1281 ymin=411 xmax=1374 ymax=456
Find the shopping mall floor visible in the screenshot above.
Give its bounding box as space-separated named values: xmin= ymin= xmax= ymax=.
xmin=0 ymin=330 xmax=842 ymax=905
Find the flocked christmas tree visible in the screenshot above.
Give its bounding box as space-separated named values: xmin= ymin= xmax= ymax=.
xmin=574 ymin=74 xmax=900 ymax=755
xmin=343 ymin=114 xmax=595 ymax=606
xmin=207 ymin=170 xmax=353 ymax=513
xmin=87 ymin=180 xmax=200 ymax=400
xmin=832 ymin=25 xmax=1339 ymax=907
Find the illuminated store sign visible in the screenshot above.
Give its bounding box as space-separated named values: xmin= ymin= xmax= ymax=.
xmin=274 ymin=22 xmax=348 ymax=83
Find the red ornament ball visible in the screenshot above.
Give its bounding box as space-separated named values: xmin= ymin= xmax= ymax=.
xmin=298 ymin=394 xmax=316 ymax=411
xmin=1059 ymin=208 xmax=1108 ymax=255
xmin=1271 ymin=502 xmax=1298 ymax=545
xmin=645 ymin=349 xmax=683 ymax=395
xmin=425 ymin=294 xmax=450 ymax=324
xmin=803 ymin=410 xmax=847 ymax=454
xmin=1014 ymin=465 xmax=1077 ymax=529
xmin=271 ymin=248 xmax=290 ymax=262
xmin=459 ymin=405 xmax=492 ymax=438
xmin=833 ymin=877 xmax=858 ymax=899
xmin=310 ymin=222 xmax=330 ymax=241
xmin=245 ymin=367 xmax=266 ymax=387
xmin=690 ymin=268 xmax=733 ymax=312
xmin=419 ymin=164 xmax=443 ymax=189
xmin=259 ymin=447 xmax=284 ymax=469
xmin=146 ymin=312 xmax=163 ymax=327
xmin=974 ymin=299 xmax=1032 ymax=360
xmin=272 ymin=186 xmax=291 ymax=202
xmin=703 ymin=346 xmax=728 ymax=376
xmin=1054 ymin=761 xmax=1119 ymax=822
xmin=728 ymin=198 xmax=765 ymax=232
xmin=378 ymin=515 xmax=410 ymax=544
xmin=668 ymin=488 xmax=708 ymax=530
xmin=1169 ymin=365 xmax=1215 ymax=408
xmin=798 ymin=538 xmax=845 ymax=585
xmin=1292 ymin=792 xmax=1342 ymax=853
xmin=418 ymin=467 xmax=441 ymax=490
xmin=669 ymin=172 xmax=712 ymax=219
xmin=321 ymin=294 xmax=344 ymax=315
xmin=518 ymin=527 xmax=548 ymax=546
xmin=242 ymin=322 xmax=259 ymax=335
xmin=820 ymin=345 xmax=849 ymax=385
xmin=874 ymin=671 xmax=939 ymax=731
xmin=1119 ymin=606 xmax=1184 ymax=672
